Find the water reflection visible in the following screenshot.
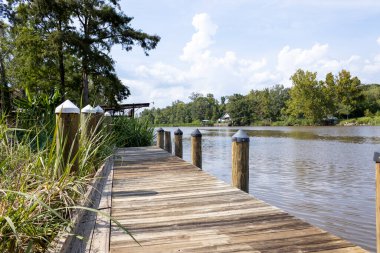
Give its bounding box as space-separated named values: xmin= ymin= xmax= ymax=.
xmin=161 ymin=126 xmax=379 ymax=252
xmin=205 ymin=127 xmax=380 ymax=144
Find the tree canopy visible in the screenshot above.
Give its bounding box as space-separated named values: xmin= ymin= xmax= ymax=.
xmin=0 ymin=0 xmax=160 ymax=112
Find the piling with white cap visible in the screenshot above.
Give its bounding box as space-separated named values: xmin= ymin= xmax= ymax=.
xmin=93 ymin=105 xmax=104 ymax=133
xmin=232 ymin=129 xmax=250 ymax=193
xmin=103 ymin=111 xmax=112 ymax=132
xmin=94 ymin=105 xmax=104 ymax=114
xmin=55 ymin=100 xmax=80 ymax=173
xmin=81 ymin=105 xmax=97 ymax=139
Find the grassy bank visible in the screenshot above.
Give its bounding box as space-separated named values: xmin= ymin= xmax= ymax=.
xmin=338 ymin=116 xmax=380 ymax=126
xmin=0 ymin=116 xmax=153 ymax=252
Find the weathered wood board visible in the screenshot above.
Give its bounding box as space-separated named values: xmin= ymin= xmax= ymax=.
xmin=110 ymin=147 xmax=368 ymax=253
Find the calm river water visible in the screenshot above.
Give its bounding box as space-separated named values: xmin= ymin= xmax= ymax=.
xmin=161 ymin=126 xmax=380 ymax=252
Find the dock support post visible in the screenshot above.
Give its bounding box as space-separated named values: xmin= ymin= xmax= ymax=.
xmin=191 ymin=129 xmax=202 ymax=169
xmin=164 ymin=131 xmax=172 ymax=153
xmin=232 ymin=130 xmax=250 ymax=193
xmin=104 ymin=111 xmax=112 ymax=132
xmin=55 ymin=100 xmax=80 ymax=174
xmin=157 ymin=128 xmax=164 ymax=149
xmin=174 ymin=128 xmax=183 ymax=158
xmin=94 ymin=105 xmax=104 ymax=133
xmin=81 ymin=105 xmax=96 ymax=139
xmin=374 ymin=152 xmax=380 ymax=253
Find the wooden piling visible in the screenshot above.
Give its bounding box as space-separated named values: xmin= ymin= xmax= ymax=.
xmin=374 ymin=152 xmax=380 ymax=253
xmin=157 ymin=128 xmax=164 ymax=149
xmin=232 ymin=129 xmax=250 ymax=193
xmin=81 ymin=105 xmax=96 ymax=139
xmin=55 ymin=100 xmax=80 ymax=173
xmin=103 ymin=111 xmax=112 ymax=133
xmin=174 ymin=128 xmax=183 ymax=158
xmin=191 ymin=129 xmax=202 ymax=169
xmin=164 ymin=131 xmax=172 ymax=153
xmin=94 ymin=105 xmax=104 ymax=133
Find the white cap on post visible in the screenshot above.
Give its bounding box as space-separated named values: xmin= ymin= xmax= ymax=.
xmin=81 ymin=105 xmax=96 ymax=114
xmin=94 ymin=105 xmax=104 ymax=114
xmin=55 ymin=100 xmax=80 ymax=114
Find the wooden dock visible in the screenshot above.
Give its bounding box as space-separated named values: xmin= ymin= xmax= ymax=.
xmin=108 ymin=146 xmax=368 ymax=253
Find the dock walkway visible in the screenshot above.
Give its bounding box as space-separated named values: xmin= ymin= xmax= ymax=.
xmin=107 ymin=147 xmax=367 ymax=253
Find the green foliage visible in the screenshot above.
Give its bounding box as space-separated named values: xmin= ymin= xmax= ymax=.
xmin=0 ymin=21 xmax=11 ymax=113
xmin=226 ymin=94 xmax=252 ymax=125
xmin=140 ymin=93 xmax=221 ymax=126
xmin=284 ymin=69 xmax=365 ymax=124
xmin=323 ymin=70 xmax=362 ymax=118
xmin=14 ymin=87 xmax=62 ymax=129
xmin=1 ymin=0 xmax=160 ymax=108
xmin=286 ymin=69 xmax=326 ymax=124
xmin=358 ymin=84 xmax=380 ymax=116
xmin=339 ymin=116 xmax=380 ymax=126
xmin=112 ymin=117 xmax=154 ymax=147
xmin=141 ymin=86 xmax=290 ymax=126
xmin=0 ymin=114 xmax=115 ymax=252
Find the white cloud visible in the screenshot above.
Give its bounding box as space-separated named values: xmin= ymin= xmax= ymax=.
xmin=276 ymin=43 xmax=361 ymax=84
xmin=361 ymin=38 xmax=380 ymax=77
xmin=277 ymin=43 xmax=329 ymax=81
xmin=121 ymin=78 xmax=188 ymax=107
xmin=180 ymin=13 xmax=218 ymax=62
xmin=130 ymin=13 xmax=272 ymax=107
xmin=122 ymin=13 xmax=378 ymax=108
xmin=363 ymin=54 xmax=380 ymax=74
xmin=135 ymin=62 xmax=186 ymax=84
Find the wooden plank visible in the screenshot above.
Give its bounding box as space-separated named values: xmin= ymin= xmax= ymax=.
xmin=88 ymin=158 xmax=113 ymax=253
xmin=109 ymin=146 xmax=368 ymax=253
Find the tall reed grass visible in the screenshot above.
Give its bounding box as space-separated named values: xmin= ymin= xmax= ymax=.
xmin=0 ymin=115 xmax=114 ymax=252
xmin=112 ymin=117 xmax=154 ymax=147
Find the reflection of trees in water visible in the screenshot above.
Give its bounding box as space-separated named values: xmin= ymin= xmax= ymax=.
xmin=205 ymin=127 xmax=380 ymax=144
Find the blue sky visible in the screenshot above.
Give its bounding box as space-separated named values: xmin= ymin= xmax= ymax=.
xmin=111 ymin=0 xmax=380 ymax=108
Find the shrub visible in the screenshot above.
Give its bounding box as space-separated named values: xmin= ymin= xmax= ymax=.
xmin=112 ymin=117 xmax=154 ymax=147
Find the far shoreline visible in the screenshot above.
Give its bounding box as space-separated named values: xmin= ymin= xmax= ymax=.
xmin=152 ymin=115 xmax=380 ymax=128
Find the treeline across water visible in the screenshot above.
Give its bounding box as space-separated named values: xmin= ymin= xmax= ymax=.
xmin=140 ymin=69 xmax=380 ymax=126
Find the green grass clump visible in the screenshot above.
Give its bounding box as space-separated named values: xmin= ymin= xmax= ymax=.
xmin=339 ymin=116 xmax=380 ymax=126
xmin=112 ymin=117 xmax=154 ymax=147
xmin=0 ymin=115 xmax=114 ymax=252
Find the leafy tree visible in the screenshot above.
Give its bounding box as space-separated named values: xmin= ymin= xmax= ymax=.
xmin=226 ymin=94 xmax=252 ymax=125
xmin=286 ymin=69 xmax=327 ymax=124
xmin=3 ymin=0 xmax=74 ymax=103
xmin=0 ymin=21 xmax=11 ymax=113
xmin=322 ymin=70 xmax=362 ymax=119
xmin=1 ymin=0 xmax=160 ymax=108
xmin=70 ymin=0 xmax=160 ymax=105
xmin=28 ymin=0 xmax=74 ymax=100
xmin=358 ymin=84 xmax=380 ymax=114
xmin=334 ymin=70 xmax=362 ymax=118
xmin=268 ymin=85 xmax=290 ymax=121
xmin=188 ymin=93 xmax=219 ymax=121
